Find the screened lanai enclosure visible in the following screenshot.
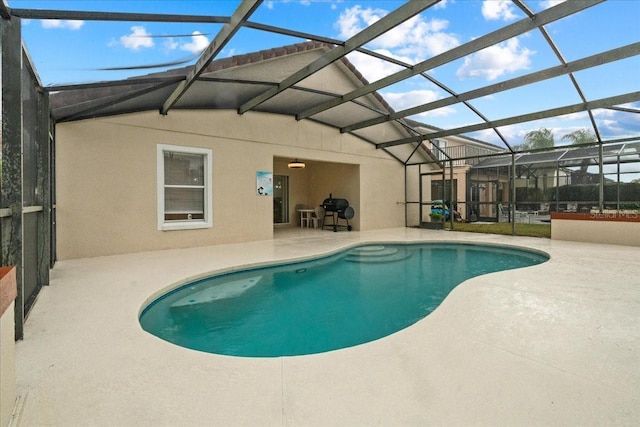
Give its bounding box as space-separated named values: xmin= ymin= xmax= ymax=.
xmin=470 ymin=142 xmax=640 ymax=220
xmin=1 ymin=0 xmax=639 ymax=337
xmin=406 ymin=140 xmax=640 ymax=229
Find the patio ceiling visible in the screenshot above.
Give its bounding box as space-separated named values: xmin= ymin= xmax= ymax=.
xmin=4 ymin=0 xmax=640 ymax=160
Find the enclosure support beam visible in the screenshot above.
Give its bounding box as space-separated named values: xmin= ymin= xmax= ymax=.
xmin=449 ymin=161 xmax=455 ymax=230
xmin=511 ymin=153 xmax=516 ymax=236
xmin=617 ymin=155 xmax=621 ymax=210
xmin=441 ymin=168 xmax=446 ymax=228
xmin=377 ymin=91 xmax=640 ymax=149
xmin=37 ymin=89 xmax=51 ymax=289
xmin=161 ymin=0 xmax=262 ymax=115
xmin=343 ymin=42 xmax=640 ymax=134
xmin=598 ymin=143 xmax=604 ymax=212
xmin=404 ymin=166 xmax=408 ymax=227
xmin=239 ymin=0 xmax=437 ymax=115
xmin=299 ymin=0 xmax=601 ymax=121
xmin=1 ymin=14 xmax=24 ymax=339
xmin=0 ymin=0 xmax=9 ymax=19
xmin=417 ymin=166 xmax=422 ymax=228
xmin=555 ymin=163 xmax=560 ymax=213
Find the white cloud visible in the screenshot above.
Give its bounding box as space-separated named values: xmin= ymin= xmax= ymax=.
xmin=163 ymin=37 xmax=179 ymax=51
xmin=540 ymin=0 xmax=566 ymax=10
xmin=264 ymin=0 xmax=314 ymax=9
xmin=481 ymin=0 xmax=518 ymax=21
xmin=384 ymin=89 xmax=440 ymax=108
xmin=383 ymin=89 xmax=456 ymax=118
xmin=180 ymin=31 xmax=210 ymax=54
xmin=474 ymin=128 xmax=502 ymax=143
xmin=160 ymin=33 xmax=208 ymax=53
xmin=41 ymin=19 xmax=84 ymax=30
xmin=456 ymin=37 xmax=534 ymax=81
xmin=336 ymin=5 xmax=460 ymax=60
xmin=336 ymin=5 xmax=377 ymax=39
xmin=434 ymin=0 xmax=450 ymax=10
xmin=120 ymin=26 xmax=154 ymax=51
xmin=345 ymin=50 xmax=406 ymax=83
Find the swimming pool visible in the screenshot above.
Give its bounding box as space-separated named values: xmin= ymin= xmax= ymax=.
xmin=140 ymin=242 xmax=548 ymax=357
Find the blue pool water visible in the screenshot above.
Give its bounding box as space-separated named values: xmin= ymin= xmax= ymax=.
xmin=140 ymin=243 xmax=548 ymax=357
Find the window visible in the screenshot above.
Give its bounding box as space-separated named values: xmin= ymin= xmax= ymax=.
xmin=157 ymin=144 xmax=212 ymax=231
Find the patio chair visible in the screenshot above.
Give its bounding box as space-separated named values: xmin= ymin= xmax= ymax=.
xmin=310 ymin=206 xmax=323 ymax=229
xmin=295 ymin=203 xmax=306 ymax=227
xmin=498 ymin=203 xmax=509 ymax=222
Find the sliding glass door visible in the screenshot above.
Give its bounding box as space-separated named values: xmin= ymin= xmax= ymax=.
xmin=273 ymin=175 xmax=289 ymax=224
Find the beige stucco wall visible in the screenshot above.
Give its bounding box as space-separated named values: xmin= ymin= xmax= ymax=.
xmin=56 ymin=110 xmax=405 ymax=259
xmin=552 ymin=219 xmax=640 ymax=247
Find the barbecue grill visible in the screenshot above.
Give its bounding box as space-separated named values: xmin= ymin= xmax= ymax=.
xmin=322 ymin=194 xmax=354 ymax=232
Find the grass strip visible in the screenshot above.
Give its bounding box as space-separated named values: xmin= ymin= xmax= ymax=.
xmin=446 ymin=222 xmax=551 ymax=238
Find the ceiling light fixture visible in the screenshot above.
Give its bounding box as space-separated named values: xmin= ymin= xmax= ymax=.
xmin=288 ymin=159 xmax=305 ymax=169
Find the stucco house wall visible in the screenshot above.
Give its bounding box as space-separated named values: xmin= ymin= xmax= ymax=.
xmin=56 ymin=109 xmax=406 ymax=259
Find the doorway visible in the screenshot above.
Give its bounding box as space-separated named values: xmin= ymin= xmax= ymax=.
xmin=273 ymin=174 xmax=289 ymax=224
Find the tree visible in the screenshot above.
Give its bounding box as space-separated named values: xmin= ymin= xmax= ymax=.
xmin=561 ymin=129 xmax=596 ymax=146
xmin=562 ymin=129 xmax=597 ymax=178
xmin=524 ymin=127 xmax=555 ymax=149
xmin=517 ymin=128 xmax=555 ymax=151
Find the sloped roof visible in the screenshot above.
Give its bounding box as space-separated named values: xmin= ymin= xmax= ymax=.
xmin=50 ymin=41 xmax=438 ymax=165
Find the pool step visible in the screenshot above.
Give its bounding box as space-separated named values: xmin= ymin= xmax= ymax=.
xmin=345 ymin=246 xmax=412 ymax=263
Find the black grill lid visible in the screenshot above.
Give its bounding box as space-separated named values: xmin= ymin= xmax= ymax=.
xmin=322 ymin=197 xmax=349 ymax=212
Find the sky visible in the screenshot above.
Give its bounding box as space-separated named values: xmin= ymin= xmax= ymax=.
xmin=8 ymin=0 xmax=640 ymax=149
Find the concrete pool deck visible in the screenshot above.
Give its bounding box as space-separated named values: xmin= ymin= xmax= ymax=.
xmin=14 ymin=227 xmax=640 ymax=426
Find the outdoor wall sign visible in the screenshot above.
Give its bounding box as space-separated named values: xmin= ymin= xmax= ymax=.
xmin=256 ymin=171 xmax=273 ymax=196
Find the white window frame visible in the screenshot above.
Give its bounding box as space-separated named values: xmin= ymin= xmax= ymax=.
xmin=157 ymin=144 xmax=213 ymax=231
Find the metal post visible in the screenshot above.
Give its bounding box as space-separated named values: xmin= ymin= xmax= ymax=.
xmin=555 ymin=162 xmax=560 ymax=213
xmin=511 ymin=153 xmax=516 ymax=236
xmin=418 ymin=165 xmax=423 ymax=227
xmin=449 ymin=159 xmax=454 ymax=230
xmin=617 ymin=154 xmax=620 ymax=211
xmin=441 ymin=165 xmax=446 ymax=227
xmin=598 ymin=143 xmax=604 ymax=212
xmin=37 ymin=87 xmax=51 ymax=287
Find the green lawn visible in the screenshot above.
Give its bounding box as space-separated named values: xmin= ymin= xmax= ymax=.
xmin=445 ymin=222 xmax=551 ymax=238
